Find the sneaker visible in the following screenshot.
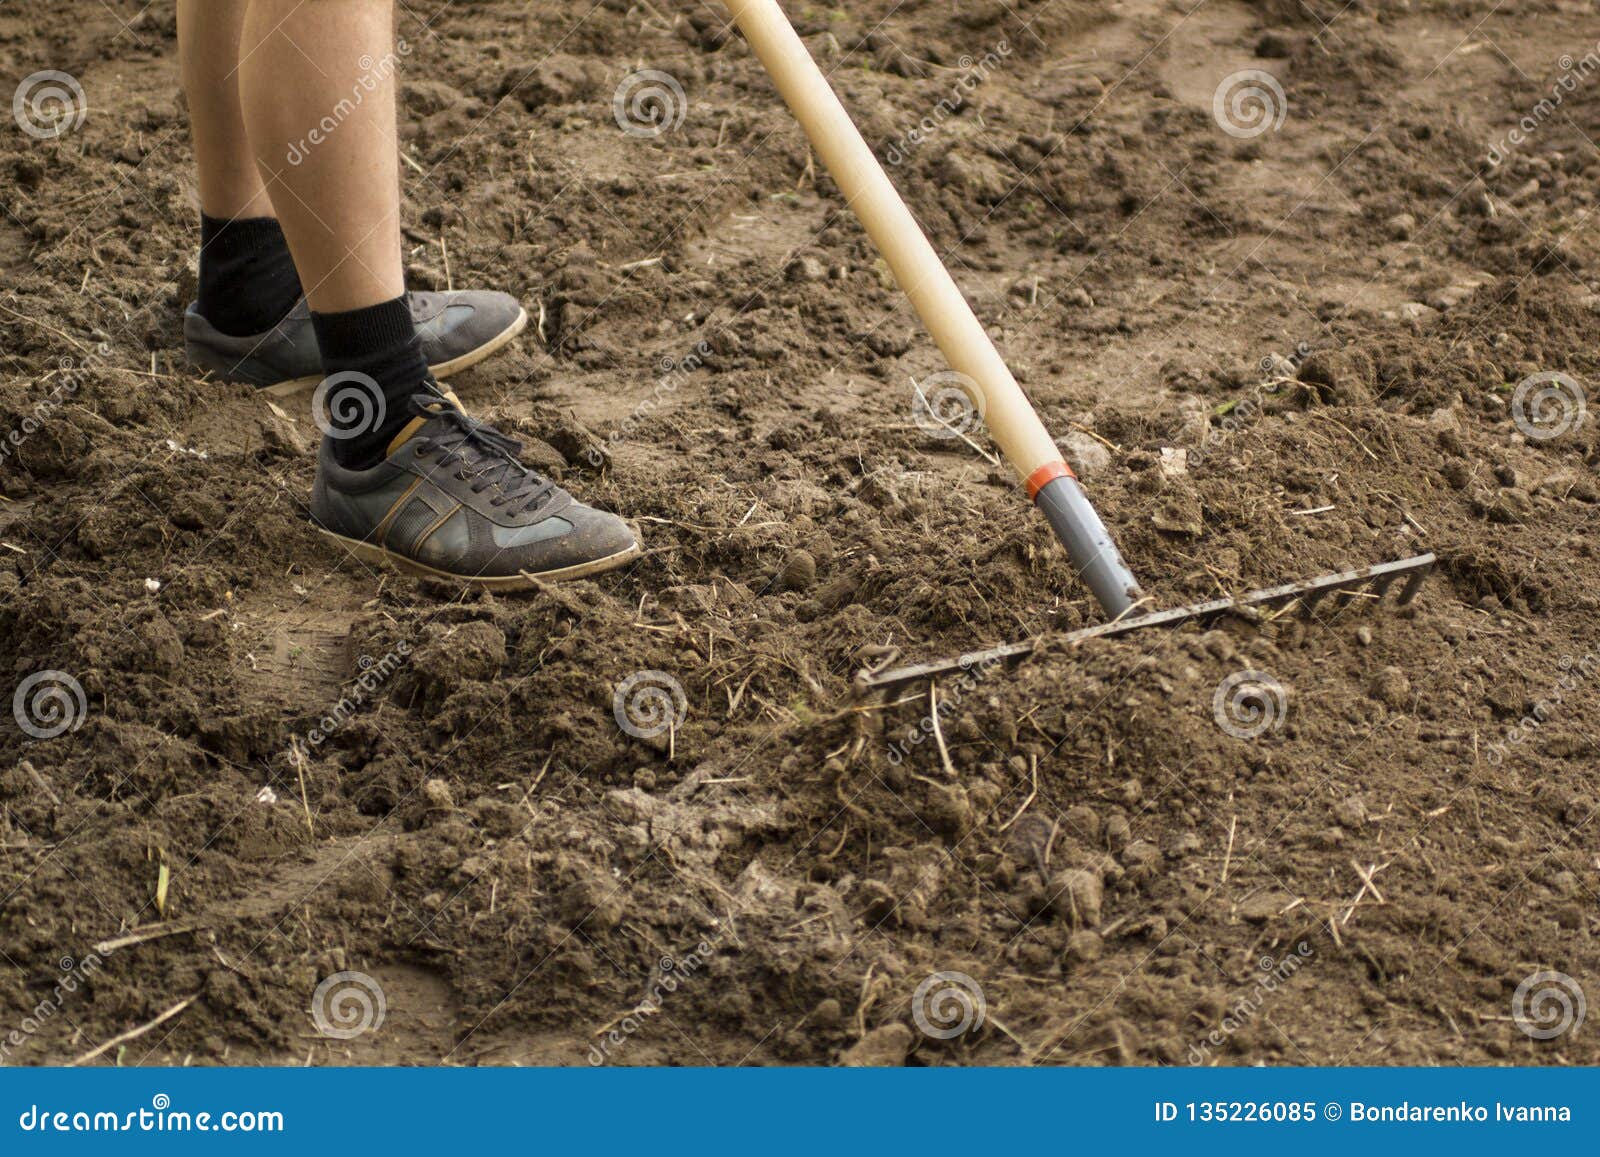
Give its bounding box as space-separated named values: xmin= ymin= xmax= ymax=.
xmin=310 ymin=391 xmax=640 ymax=587
xmin=184 ymin=291 xmax=529 ymax=397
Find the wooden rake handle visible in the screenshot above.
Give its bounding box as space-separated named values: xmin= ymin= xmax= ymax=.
xmin=725 ymin=0 xmax=1143 ymax=616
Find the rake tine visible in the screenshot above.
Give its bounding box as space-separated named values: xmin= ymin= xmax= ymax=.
xmin=1399 ymin=566 xmax=1429 ymax=605
xmin=854 ymin=553 xmax=1437 ymax=695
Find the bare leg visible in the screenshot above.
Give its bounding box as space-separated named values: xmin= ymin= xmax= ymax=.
xmin=178 ymin=0 xmax=274 ymax=220
xmin=238 ymin=0 xmax=404 ymax=313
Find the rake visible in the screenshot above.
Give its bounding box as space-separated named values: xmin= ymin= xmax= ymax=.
xmin=725 ymin=0 xmax=1435 ymax=694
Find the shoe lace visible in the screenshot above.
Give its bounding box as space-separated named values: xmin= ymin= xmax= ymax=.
xmin=408 ymin=394 xmax=558 ymax=518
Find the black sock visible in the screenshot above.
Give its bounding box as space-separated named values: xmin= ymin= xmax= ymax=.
xmin=196 ymin=214 xmax=304 ymax=337
xmin=311 ymin=295 xmax=432 ymax=469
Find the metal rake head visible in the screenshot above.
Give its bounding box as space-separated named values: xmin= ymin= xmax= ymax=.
xmin=855 ymin=553 xmax=1436 ymax=695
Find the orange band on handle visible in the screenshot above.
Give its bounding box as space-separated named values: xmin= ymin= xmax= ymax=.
xmin=1025 ymin=461 xmax=1074 ymax=501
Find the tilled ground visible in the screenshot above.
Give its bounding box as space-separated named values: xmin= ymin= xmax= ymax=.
xmin=1 ymin=0 xmax=1598 ymax=1066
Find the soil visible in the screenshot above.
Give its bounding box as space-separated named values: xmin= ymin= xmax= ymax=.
xmin=2 ymin=0 xmax=1599 ymax=1067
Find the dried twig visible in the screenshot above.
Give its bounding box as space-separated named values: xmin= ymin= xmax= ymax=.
xmin=95 ymin=924 xmax=201 ymax=955
xmin=998 ymin=755 xmax=1039 ymax=833
xmin=70 ymin=994 xmax=199 ymax=1066
xmin=928 ymin=682 xmax=957 ymax=779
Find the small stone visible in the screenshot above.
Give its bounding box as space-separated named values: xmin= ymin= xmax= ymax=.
xmin=786 ymin=255 xmax=828 ymax=283
xmin=558 ymin=869 xmax=627 ymax=932
xmin=421 ymin=778 xmax=454 ymax=810
xmin=1508 ymin=177 xmax=1541 ymax=204
xmin=1063 ymin=429 xmax=1112 ymax=477
xmin=1369 ymin=665 xmax=1411 ymax=708
xmin=1121 ymin=840 xmax=1161 ymax=872
xmin=1395 ymin=301 xmax=1438 ymax=323
xmin=1062 ymin=805 xmax=1100 ymax=843
xmin=1237 ymin=891 xmax=1295 ymax=923
xmin=1355 ymin=625 xmax=1373 ymax=647
xmin=776 ymin=549 xmax=817 ymax=592
xmin=812 ymin=997 xmax=843 ymax=1030
xmin=840 ymin=1022 xmax=914 ymax=1067
xmin=1334 ymin=796 xmax=1367 ymax=831
xmin=1166 ymin=830 xmax=1203 ymax=859
xmin=1385 ymin=212 xmax=1416 ymax=240
xmin=1064 ymin=930 xmax=1103 ymax=966
xmin=1049 ymin=868 xmax=1104 ymax=928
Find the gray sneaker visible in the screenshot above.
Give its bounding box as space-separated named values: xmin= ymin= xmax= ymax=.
xmin=184 ymin=291 xmax=529 ymax=397
xmin=310 ymin=392 xmax=640 ymax=587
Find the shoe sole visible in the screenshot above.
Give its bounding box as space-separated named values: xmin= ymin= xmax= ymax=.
xmin=317 ymin=527 xmax=641 ymax=588
xmin=258 ymin=307 xmax=531 ymax=399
